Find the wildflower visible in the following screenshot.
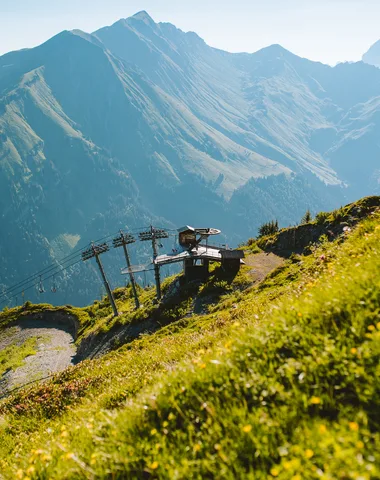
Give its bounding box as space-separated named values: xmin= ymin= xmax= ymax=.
xmin=297 ymin=312 xmax=303 ymax=317
xmin=368 ymin=325 xmax=375 ymax=331
xmin=349 ymin=422 xmax=359 ymax=431
xmin=310 ymin=396 xmax=321 ymax=404
xmin=65 ymin=453 xmax=75 ymax=460
xmin=319 ymin=424 xmax=327 ymax=434
xmin=200 ymin=363 xmax=207 ymax=369
xmin=150 ymin=429 xmax=157 ymax=436
xmin=242 ymin=424 xmax=252 ymax=433
xmin=16 ymin=470 xmax=23 ymax=480
xmin=61 ymin=430 xmax=69 ymax=438
xmin=351 ymin=347 xmax=358 ymax=354
xmin=214 ymin=444 xmax=221 ymax=451
xmin=150 ymin=461 xmax=159 ymax=470
xmin=305 ymin=449 xmax=314 ymax=459
xmin=356 ymin=441 xmax=364 ymax=449
xmin=193 ymin=443 xmax=201 ymax=452
xmin=270 ymin=467 xmax=280 ymax=477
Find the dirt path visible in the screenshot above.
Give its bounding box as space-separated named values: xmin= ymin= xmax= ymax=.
xmin=0 ymin=319 xmax=76 ymax=396
xmin=244 ymin=252 xmax=285 ymax=284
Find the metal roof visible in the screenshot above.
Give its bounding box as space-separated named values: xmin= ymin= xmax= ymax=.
xmin=177 ymin=226 xmax=195 ymax=233
xmin=155 ymin=245 xmax=229 ymax=266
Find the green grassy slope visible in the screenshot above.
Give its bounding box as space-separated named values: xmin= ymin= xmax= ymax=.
xmin=0 ymin=200 xmax=379 ymax=478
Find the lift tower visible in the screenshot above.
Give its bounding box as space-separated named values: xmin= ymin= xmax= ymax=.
xmin=82 ymin=242 xmax=119 ymax=317
xmin=138 ymin=226 xmax=169 ymax=300
xmin=113 ymin=231 xmax=140 ymax=309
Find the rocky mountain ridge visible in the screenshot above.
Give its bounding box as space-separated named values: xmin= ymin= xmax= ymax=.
xmin=0 ymin=11 xmax=379 ymax=305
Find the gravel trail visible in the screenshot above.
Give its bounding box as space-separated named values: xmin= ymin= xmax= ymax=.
xmin=0 ymin=318 xmax=76 ymax=396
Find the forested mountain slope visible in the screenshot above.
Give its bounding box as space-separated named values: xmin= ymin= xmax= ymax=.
xmin=0 ymin=11 xmax=379 ymax=306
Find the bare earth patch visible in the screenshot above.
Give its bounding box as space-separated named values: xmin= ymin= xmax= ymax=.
xmin=244 ymin=252 xmax=285 ymax=284
xmin=0 ymin=319 xmax=76 ymax=397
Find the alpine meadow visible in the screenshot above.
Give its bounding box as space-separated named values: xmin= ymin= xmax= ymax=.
xmin=0 ymin=6 xmax=380 ymax=480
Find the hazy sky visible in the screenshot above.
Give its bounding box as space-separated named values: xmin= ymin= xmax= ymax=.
xmin=0 ymin=0 xmax=379 ymax=65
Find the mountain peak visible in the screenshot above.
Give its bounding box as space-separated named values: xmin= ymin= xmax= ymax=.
xmin=363 ymin=39 xmax=380 ymax=67
xmin=130 ymin=10 xmax=155 ymax=25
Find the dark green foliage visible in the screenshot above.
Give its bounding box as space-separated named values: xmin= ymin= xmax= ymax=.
xmin=301 ymin=209 xmax=312 ymax=223
xmin=315 ymin=211 xmax=329 ymax=224
xmin=258 ymin=219 xmax=279 ymax=237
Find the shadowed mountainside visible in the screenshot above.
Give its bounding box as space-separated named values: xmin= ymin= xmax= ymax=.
xmin=1 ymin=11 xmax=379 ymax=306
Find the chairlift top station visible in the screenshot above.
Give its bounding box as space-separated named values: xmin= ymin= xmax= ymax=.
xmin=2 ymin=223 xmax=243 ymax=315
xmin=123 ymin=225 xmax=244 ymax=284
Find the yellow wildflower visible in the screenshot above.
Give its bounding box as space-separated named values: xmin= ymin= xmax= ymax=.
xmin=150 ymin=428 xmax=157 ymax=436
xmin=356 ymin=441 xmax=364 ymax=449
xmin=193 ymin=443 xmax=201 ymax=452
xmin=319 ymin=424 xmax=327 ymax=434
xmin=150 ymin=461 xmax=159 ymax=470
xmin=368 ymin=325 xmax=375 ymax=331
xmin=310 ymin=396 xmax=321 ymax=404
xmin=305 ymin=449 xmax=314 ymax=459
xmin=242 ymin=424 xmax=252 ymax=433
xmin=351 ymin=348 xmax=357 ymax=354
xmin=270 ymin=467 xmax=280 ymax=477
xmin=349 ymin=422 xmax=359 ymax=431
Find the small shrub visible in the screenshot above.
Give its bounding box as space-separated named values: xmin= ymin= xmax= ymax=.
xmin=258 ymin=220 xmax=279 ymax=238
xmin=329 ymin=206 xmax=345 ymax=223
xmin=315 ymin=211 xmax=329 ymax=224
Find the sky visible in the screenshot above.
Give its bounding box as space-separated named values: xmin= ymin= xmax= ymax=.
xmin=0 ymin=0 xmax=379 ymax=65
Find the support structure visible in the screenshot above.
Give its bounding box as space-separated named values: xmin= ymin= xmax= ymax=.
xmin=139 ymin=226 xmax=169 ymax=300
xmin=82 ymin=243 xmax=119 ymax=317
xmin=113 ymin=231 xmax=140 ymax=309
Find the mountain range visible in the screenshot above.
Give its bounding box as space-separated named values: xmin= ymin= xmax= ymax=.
xmin=0 ymin=11 xmax=379 ymax=305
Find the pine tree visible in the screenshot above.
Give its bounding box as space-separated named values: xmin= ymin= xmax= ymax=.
xmin=258 ymin=220 xmax=279 ymax=238
xmin=301 ymin=209 xmax=312 ymax=224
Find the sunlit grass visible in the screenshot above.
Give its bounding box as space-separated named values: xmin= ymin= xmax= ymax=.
xmin=0 ymin=337 xmax=39 ymax=377
xmin=0 ymin=201 xmax=379 ymax=478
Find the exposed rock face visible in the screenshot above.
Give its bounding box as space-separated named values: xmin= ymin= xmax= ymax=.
xmin=261 ymin=196 xmax=380 ymax=256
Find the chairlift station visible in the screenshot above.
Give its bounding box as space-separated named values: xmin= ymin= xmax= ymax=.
xmin=129 ymin=226 xmax=244 ymax=284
